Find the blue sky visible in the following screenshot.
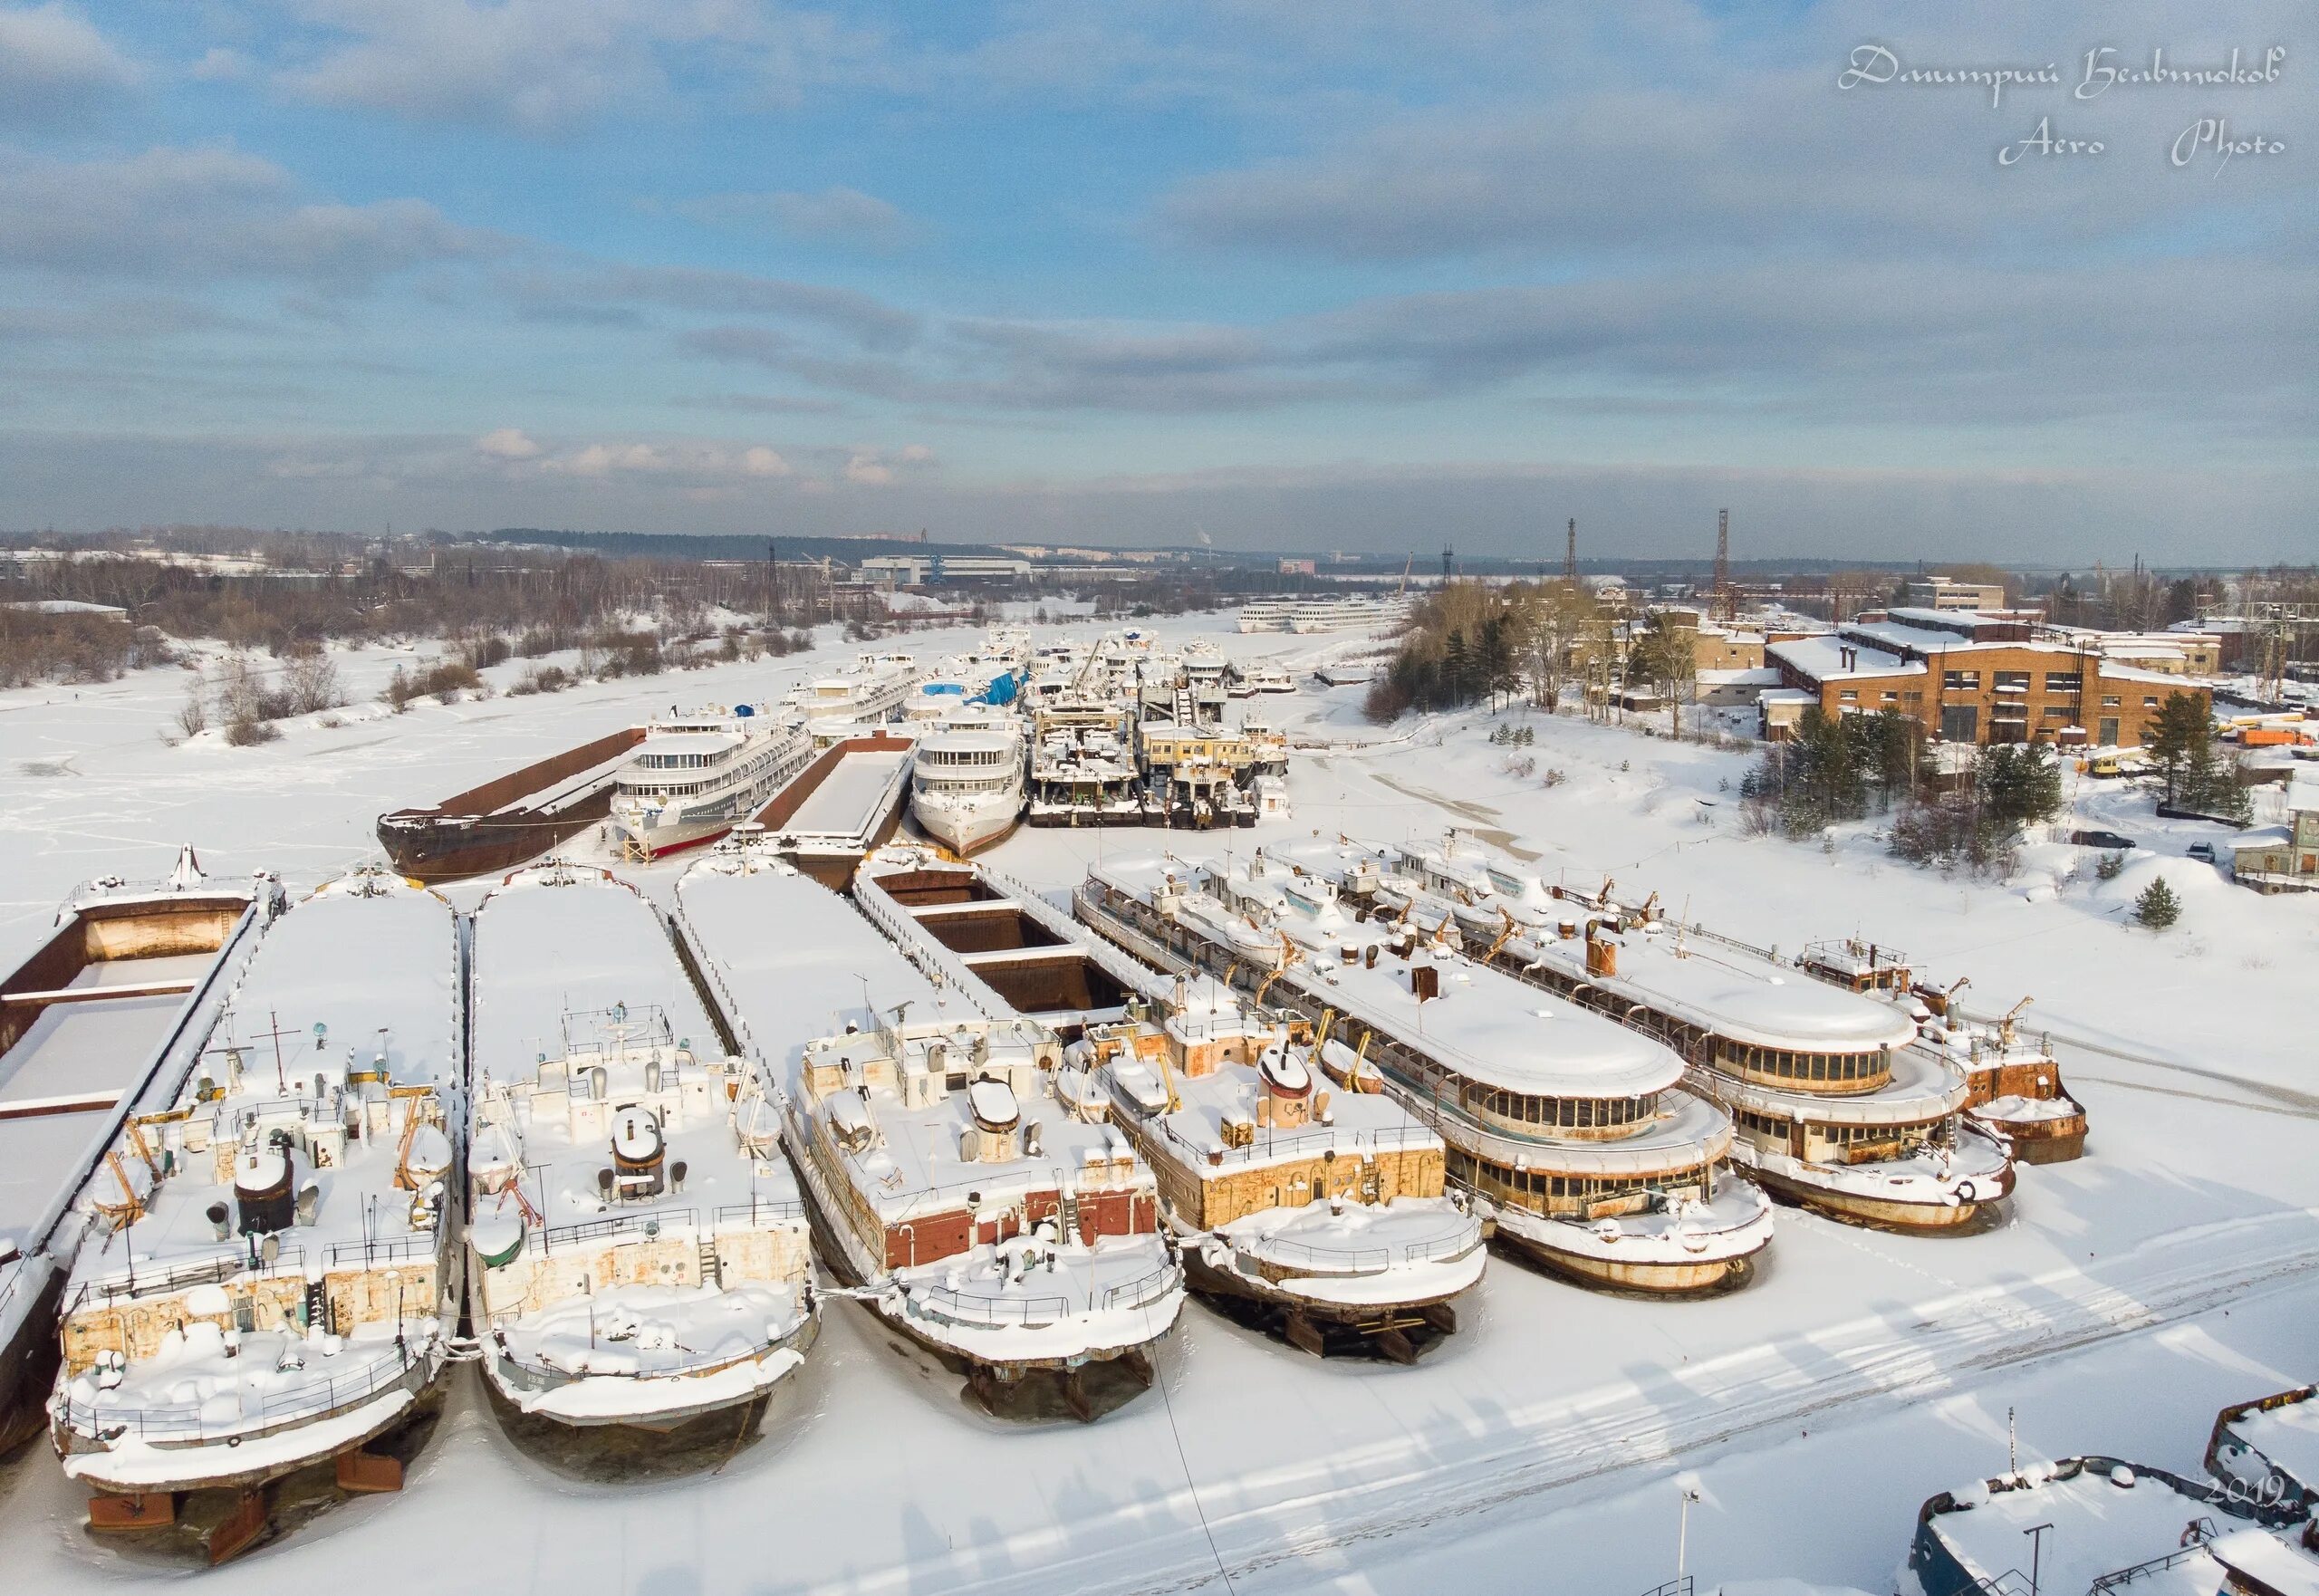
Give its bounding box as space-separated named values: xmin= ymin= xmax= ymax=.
xmin=0 ymin=1 xmax=2310 ymax=559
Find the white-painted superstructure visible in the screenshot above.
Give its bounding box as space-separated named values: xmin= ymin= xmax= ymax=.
xmin=608 ymin=706 xmax=811 ymax=861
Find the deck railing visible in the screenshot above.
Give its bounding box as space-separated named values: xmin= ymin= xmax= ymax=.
xmin=56 ymin=1335 xmax=424 ymax=1443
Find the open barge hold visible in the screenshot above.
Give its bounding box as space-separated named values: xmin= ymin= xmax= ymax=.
xmin=375 ymin=726 xmax=644 ymax=884
xmin=0 ymin=850 xmax=267 ymax=1457
xmin=673 ymin=846 xmax=1183 ymax=1421
xmin=53 ymin=868 xmax=459 ymax=1562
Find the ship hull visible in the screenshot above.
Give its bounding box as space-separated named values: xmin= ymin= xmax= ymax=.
xmin=910 ymin=798 xmax=1023 ymax=856
xmin=1491 ymin=1228 xmax=1758 ymax=1294
xmin=61 ymin=1352 xmax=446 ymax=1498
xmin=1968 ymin=1111 xmax=2087 ymax=1165
xmin=376 ymin=726 xmax=643 ymax=884
xmin=1746 ymin=1164 xmax=2010 ymax=1231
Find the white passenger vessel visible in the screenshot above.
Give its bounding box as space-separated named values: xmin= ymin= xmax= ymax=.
xmin=607 ymin=705 xmax=812 ymax=861
xmin=908 ymin=721 xmax=1025 ymax=856
xmin=675 ymin=848 xmax=1184 ymax=1418
xmin=1363 ymin=836 xmax=2013 ymax=1232
xmin=467 ymin=861 xmax=816 ymax=1430
xmin=785 ymin=651 xmax=924 ymax=743
xmin=49 ymin=868 xmax=451 ymax=1552
xmin=1076 ymin=846 xmax=1775 ymax=1292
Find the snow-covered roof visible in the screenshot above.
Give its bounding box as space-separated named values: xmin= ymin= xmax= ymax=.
xmin=1092 ymin=852 xmax=1686 ymax=1101
xmin=1698 ymin=667 xmax=1781 ymax=687
xmin=1766 ymin=634 xmax=1920 ymax=683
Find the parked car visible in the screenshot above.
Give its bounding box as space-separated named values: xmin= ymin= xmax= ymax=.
xmin=2188 ymin=841 xmax=2217 ymax=862
xmin=2069 ymin=829 xmax=2138 ymax=851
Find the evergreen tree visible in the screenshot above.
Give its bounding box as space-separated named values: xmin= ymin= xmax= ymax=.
xmin=2142 ymin=692 xmax=2212 ymax=803
xmin=2134 ymin=876 xmax=2181 ymax=929
xmin=1978 ymin=742 xmax=2064 ymax=828
xmin=1442 ymin=629 xmax=1470 ymax=707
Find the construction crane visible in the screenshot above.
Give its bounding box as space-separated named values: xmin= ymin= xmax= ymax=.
xmin=1565 ymin=517 xmax=1578 ymax=584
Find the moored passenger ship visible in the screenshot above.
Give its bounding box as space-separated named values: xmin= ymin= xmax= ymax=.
xmin=1360 ymin=839 xmax=2013 ymax=1232
xmin=908 ymin=722 xmax=1025 ymax=855
xmin=467 ymin=861 xmax=816 ymax=1431
xmin=1074 ymin=847 xmax=1775 ymax=1292
xmin=607 ymin=705 xmax=813 ymax=861
xmin=49 ymin=868 xmax=457 ymax=1557
xmin=674 ymin=849 xmax=1185 ymax=1418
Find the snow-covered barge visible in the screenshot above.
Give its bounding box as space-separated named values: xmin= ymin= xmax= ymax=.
xmin=467 ymin=862 xmax=815 ymax=1432
xmin=376 ymin=726 xmax=644 ymax=883
xmin=748 ymin=729 xmax=916 ymax=887
xmin=49 ymin=869 xmax=457 ymax=1554
xmin=1355 ymin=839 xmax=2015 ymax=1234
xmin=1074 ymin=847 xmax=1775 ymax=1293
xmin=853 ymin=848 xmax=1486 ymax=1357
xmin=0 ymin=851 xmax=264 ymax=1458
xmin=675 ymin=849 xmax=1184 ymax=1418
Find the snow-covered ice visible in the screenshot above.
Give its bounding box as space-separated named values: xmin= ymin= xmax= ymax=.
xmin=0 ymin=616 xmax=2313 ymax=1591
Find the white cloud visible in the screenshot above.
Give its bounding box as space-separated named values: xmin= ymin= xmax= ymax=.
xmin=0 ymin=146 xmax=491 ymax=285
xmin=188 ymin=47 xmax=250 ymax=82
xmin=842 ymin=450 xmax=891 ymax=485
xmin=0 ymin=4 xmax=141 ymax=123
xmin=474 ymin=427 xmax=542 ymax=459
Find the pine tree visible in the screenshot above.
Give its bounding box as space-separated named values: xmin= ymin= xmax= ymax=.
xmin=2134 ymin=876 xmax=2181 ymax=929
xmin=2143 ymin=693 xmax=2212 ymax=804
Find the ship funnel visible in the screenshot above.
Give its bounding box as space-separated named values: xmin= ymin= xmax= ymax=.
xmin=589 ymin=1064 xmax=609 ymax=1101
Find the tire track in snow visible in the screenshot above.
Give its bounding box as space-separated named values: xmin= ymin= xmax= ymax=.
xmin=808 ymin=1207 xmax=2319 ymax=1596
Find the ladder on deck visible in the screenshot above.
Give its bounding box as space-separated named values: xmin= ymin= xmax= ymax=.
xmin=697 ymin=1235 xmax=721 ymax=1288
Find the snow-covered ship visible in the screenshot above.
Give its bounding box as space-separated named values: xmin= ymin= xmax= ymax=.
xmin=1075 ymin=847 xmax=1775 ymax=1292
xmin=907 ymin=722 xmax=1025 ymax=856
xmin=849 ymin=847 xmax=1485 ymax=1355
xmin=1361 ymin=838 xmax=2014 ymax=1233
xmin=785 ymin=651 xmax=924 ymax=744
xmin=467 ymin=861 xmax=816 ymax=1430
xmin=376 ymin=725 xmax=644 ymax=883
xmin=1083 ymin=977 xmax=1485 ymax=1357
xmin=607 ymin=705 xmax=813 ymax=861
xmin=1028 ymin=722 xmax=1145 ymax=827
xmin=0 ymin=849 xmax=264 ymax=1460
xmin=674 ymin=849 xmax=1184 ymax=1418
xmin=49 ymin=869 xmax=455 ymax=1554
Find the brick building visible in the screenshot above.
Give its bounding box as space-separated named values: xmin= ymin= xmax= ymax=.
xmin=1765 ymin=609 xmax=2207 ymax=749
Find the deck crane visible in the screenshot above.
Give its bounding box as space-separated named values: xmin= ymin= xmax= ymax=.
xmin=1997 ymin=995 xmax=2034 ymax=1048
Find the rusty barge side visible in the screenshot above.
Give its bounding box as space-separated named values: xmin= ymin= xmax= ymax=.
xmin=375 ymin=726 xmax=645 ymax=883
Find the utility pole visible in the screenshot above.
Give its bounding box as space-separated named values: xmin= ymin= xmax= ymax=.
xmin=1713 ymin=508 xmax=1732 ymax=621
xmin=1677 ymin=1485 xmax=1701 ymax=1582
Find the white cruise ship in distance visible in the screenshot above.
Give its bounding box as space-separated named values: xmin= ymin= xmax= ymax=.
xmin=909 ymin=721 xmax=1025 ymax=856
xmin=607 ymin=705 xmax=811 ymax=862
xmin=467 ymin=862 xmax=816 ymax=1431
xmin=1237 ymin=596 xmax=1412 ymax=635
xmin=674 ymin=851 xmax=1184 ymax=1420
xmin=50 ymin=869 xmax=457 ymax=1553
xmin=785 ymin=651 xmax=924 ymax=744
